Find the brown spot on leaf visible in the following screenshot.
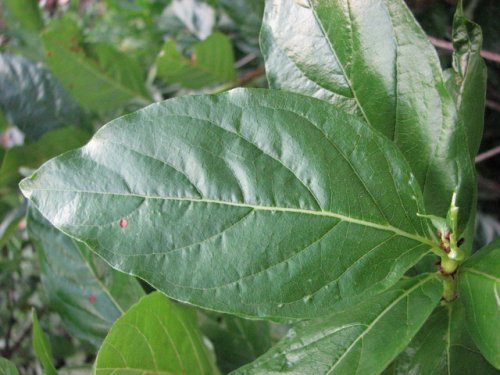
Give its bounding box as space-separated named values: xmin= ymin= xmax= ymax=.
xmin=47 ymin=50 xmax=53 ymax=57
xmin=88 ymin=294 xmax=96 ymax=304
xmin=119 ymin=218 xmax=128 ymax=228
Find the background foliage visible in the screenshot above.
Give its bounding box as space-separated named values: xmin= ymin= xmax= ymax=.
xmin=0 ymin=0 xmax=498 ymax=373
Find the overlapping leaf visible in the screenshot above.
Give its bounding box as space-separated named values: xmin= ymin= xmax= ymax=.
xmin=200 ymin=312 xmax=273 ymax=373
xmin=95 ymin=292 xmax=219 ymax=375
xmin=29 ymin=207 xmax=144 ymax=348
xmin=261 ymin=0 xmax=474 ymax=232
xmin=458 ymin=238 xmax=500 ymax=368
xmin=0 ymin=358 xmax=19 ymax=375
xmin=156 ymin=32 xmax=236 ymax=89
xmin=445 ymin=1 xmax=487 ymax=160
xmin=386 ymin=302 xmax=497 ymax=374
xmin=42 ymin=17 xmax=151 ymax=112
xmin=21 ymin=89 xmax=437 ymax=319
xmin=32 ymin=309 xmax=57 ymax=375
xmin=0 ymin=126 xmax=90 ymax=189
xmin=0 ymin=54 xmax=86 ymax=139
xmin=233 ymin=274 xmax=441 ymax=375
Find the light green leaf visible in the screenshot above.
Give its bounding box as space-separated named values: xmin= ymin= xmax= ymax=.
xmin=32 ymin=309 xmax=57 ymax=375
xmin=233 ymin=274 xmax=441 ymax=375
xmin=261 ymin=0 xmax=474 ymax=232
xmin=388 ymin=301 xmax=497 ymax=374
xmin=200 ymin=312 xmax=273 ymax=373
xmin=156 ymin=32 xmax=236 ymax=89
xmin=0 ymin=126 xmax=91 ymax=189
xmin=0 ymin=54 xmax=86 ymax=139
xmin=20 ymin=89 xmax=437 ymax=320
xmin=446 ymin=1 xmax=487 ymax=160
xmin=458 ymin=237 xmax=500 ymax=368
xmin=0 ymin=357 xmax=19 ymax=375
xmin=2 ymin=0 xmax=43 ymax=32
xmin=28 ymin=207 xmax=145 ymax=348
xmin=42 ymin=17 xmax=151 ymax=112
xmin=94 ymin=292 xmax=219 ymax=375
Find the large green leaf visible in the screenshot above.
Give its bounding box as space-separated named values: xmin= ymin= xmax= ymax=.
xmin=0 ymin=54 xmax=86 ymax=139
xmin=42 ymin=17 xmax=151 ymax=112
xmin=0 ymin=126 xmax=90 ymax=189
xmin=20 ymin=89 xmax=437 ymax=320
xmin=387 ymin=301 xmax=497 ymax=374
xmin=200 ymin=312 xmax=273 ymax=373
xmin=32 ymin=309 xmax=57 ymax=375
xmin=0 ymin=358 xmax=19 ymax=375
xmin=156 ymin=32 xmax=236 ymax=89
xmin=261 ymin=0 xmax=474 ymax=231
xmin=446 ymin=2 xmax=487 ymax=161
xmin=94 ymin=292 xmax=219 ymax=375
xmin=458 ymin=238 xmax=500 ymax=368
xmin=233 ymin=274 xmax=441 ymax=374
xmin=28 ymin=207 xmax=144 ymax=348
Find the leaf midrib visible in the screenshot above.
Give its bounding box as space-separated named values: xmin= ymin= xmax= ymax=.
xmin=325 ymin=274 xmax=437 ymax=375
xmin=461 ymin=267 xmax=500 ymax=283
xmin=26 ymin=187 xmax=436 ymax=247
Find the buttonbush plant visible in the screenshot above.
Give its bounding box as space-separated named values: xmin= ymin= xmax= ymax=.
xmin=1 ymin=0 xmax=499 ymax=374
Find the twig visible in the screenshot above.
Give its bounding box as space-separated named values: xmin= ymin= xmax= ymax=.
xmin=486 ymin=100 xmax=500 ymax=112
xmin=475 ymin=145 xmax=500 ymax=163
xmin=428 ymin=36 xmax=500 ymax=64
xmin=235 ymin=53 xmax=258 ymax=69
xmin=211 ymin=66 xmax=266 ymax=94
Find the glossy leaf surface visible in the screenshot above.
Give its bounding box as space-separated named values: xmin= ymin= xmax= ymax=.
xmin=233 ymin=275 xmax=441 ymax=374
xmin=156 ymin=33 xmax=236 ymax=89
xmin=446 ymin=3 xmax=487 ymax=160
xmin=42 ymin=17 xmax=151 ymax=111
xmin=29 ymin=207 xmax=144 ymax=348
xmin=458 ymin=238 xmax=500 ymax=368
xmin=388 ymin=301 xmax=497 ymax=374
xmin=20 ymin=89 xmax=437 ymax=319
xmin=0 ymin=358 xmax=19 ymax=375
xmin=95 ymin=292 xmax=219 ymax=375
xmin=32 ymin=309 xmax=57 ymax=375
xmin=0 ymin=54 xmax=86 ymax=139
xmin=261 ymin=0 xmax=474 ymax=230
xmin=200 ymin=312 xmax=273 ymax=373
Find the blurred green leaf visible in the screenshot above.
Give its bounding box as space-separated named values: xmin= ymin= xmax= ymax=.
xmin=169 ymin=0 xmax=216 ymax=40
xmin=200 ymin=313 xmax=273 ymax=373
xmin=458 ymin=237 xmax=500 ymax=368
xmin=2 ymin=0 xmax=43 ymax=32
xmin=219 ymin=0 xmax=264 ymax=51
xmin=0 ymin=357 xmax=19 ymax=375
xmin=387 ymin=302 xmax=497 ymax=374
xmin=42 ymin=17 xmax=152 ymax=112
xmin=0 ymin=54 xmax=86 ymax=140
xmin=234 ymin=275 xmax=442 ymax=375
xmin=0 ymin=202 xmax=26 ymax=248
xmin=0 ymin=126 xmax=90 ymax=189
xmin=28 ymin=207 xmax=145 ymax=348
xmin=156 ymin=32 xmax=236 ymax=88
xmin=95 ymin=292 xmax=220 ymax=375
xmin=32 ymin=309 xmax=57 ymax=375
